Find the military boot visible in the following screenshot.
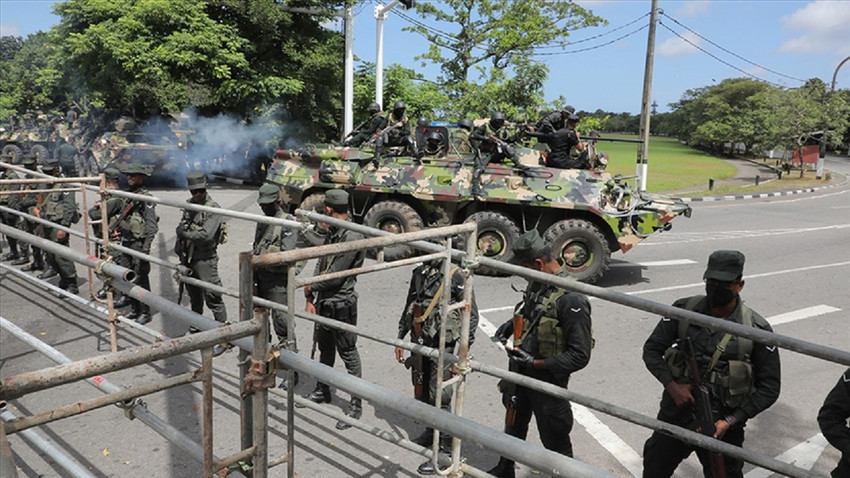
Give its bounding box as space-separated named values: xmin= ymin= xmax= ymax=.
xmin=486 ymin=457 xmax=516 ymax=478
xmin=11 ymin=253 xmax=30 ymax=266
xmin=112 ymin=294 xmax=131 ymax=308
xmin=1 ymin=251 xmax=19 ymax=262
xmin=304 ymin=384 xmax=331 ymax=404
xmin=37 ymin=267 xmax=58 ymax=280
xmin=411 ymin=428 xmax=435 ymax=447
xmin=336 ymin=397 xmax=362 ymax=430
xmin=416 ymin=434 xmax=453 ymax=475
xmin=277 ymin=371 xmax=299 ymax=391
xmin=95 ymin=287 xmax=108 ymax=300
xmin=21 ymin=257 xmax=43 ymax=271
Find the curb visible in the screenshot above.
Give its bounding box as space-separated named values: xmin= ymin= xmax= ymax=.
xmin=678 ymin=172 xmax=848 ymax=202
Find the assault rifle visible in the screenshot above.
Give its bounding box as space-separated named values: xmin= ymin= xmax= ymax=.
xmin=108 ymin=199 xmax=137 ymax=240
xmin=404 ymin=303 xmax=426 ymax=401
xmin=504 ymin=309 xmax=524 ymax=428
xmin=683 ymin=337 xmax=727 ymax=478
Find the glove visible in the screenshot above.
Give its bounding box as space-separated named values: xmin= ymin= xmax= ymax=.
xmin=494 ymin=320 xmax=513 ymax=343
xmin=175 ymin=223 xmax=185 ymax=238
xmin=507 ymin=348 xmax=535 ymax=367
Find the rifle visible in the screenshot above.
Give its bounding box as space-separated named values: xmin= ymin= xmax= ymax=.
xmin=173 ymin=217 xmax=195 ymax=305
xmin=404 ymin=303 xmax=426 ymax=401
xmin=503 ymin=309 xmax=524 ymax=428
xmin=310 ymin=322 xmax=318 ymax=360
xmin=683 ymin=337 xmax=727 ymax=478
xmin=343 ymin=117 xmax=371 ymax=143
xmin=108 ymin=199 xmax=137 ymax=239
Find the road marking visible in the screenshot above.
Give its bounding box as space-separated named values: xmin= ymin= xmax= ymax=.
xmin=573 ymin=404 xmax=643 ymax=477
xmin=628 ymin=260 xmax=850 ymax=296
xmin=767 ymin=305 xmax=841 ymax=326
xmin=643 ymin=224 xmax=850 ymax=246
xmin=611 ymin=259 xmax=697 ymax=267
xmin=744 ymin=433 xmax=828 ymax=477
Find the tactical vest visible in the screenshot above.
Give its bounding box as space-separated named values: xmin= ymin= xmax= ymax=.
xmin=182 ymin=197 xmax=226 ymax=253
xmin=0 ymin=170 xmax=18 ymax=204
xmin=413 ymin=266 xmax=461 ymax=342
xmin=666 ymin=295 xmax=756 ymax=408
xmin=516 ymin=288 xmax=570 ymax=358
xmin=255 ymin=214 xmax=297 ymax=275
xmin=43 ymin=185 xmax=68 ymax=222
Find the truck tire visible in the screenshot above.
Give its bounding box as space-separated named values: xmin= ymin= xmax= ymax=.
xmin=298 ymin=192 xmax=328 ymax=247
xmin=543 ymin=219 xmax=610 ymax=283
xmin=2 ymin=144 xmax=23 ymax=164
xmin=461 ymin=211 xmax=520 ymax=277
xmin=363 ymin=200 xmax=424 ymax=260
xmin=31 ymin=144 xmax=50 ymax=164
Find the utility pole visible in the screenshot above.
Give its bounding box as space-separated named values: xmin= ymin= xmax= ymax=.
xmin=375 ymin=1 xmax=414 ymax=109
xmin=819 ymin=55 xmax=850 ymax=175
xmin=635 ymin=0 xmax=659 ymax=191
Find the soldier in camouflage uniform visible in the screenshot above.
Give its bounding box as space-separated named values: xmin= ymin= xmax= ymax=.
xmin=177 ymin=171 xmax=229 ymax=357
xmin=88 ymin=168 xmax=127 ymax=301
xmin=37 ymin=158 xmax=80 ymax=293
xmin=303 ymin=189 xmax=366 ymax=430
xmin=642 ymin=250 xmax=781 ymax=478
xmin=116 ymin=163 xmax=159 ymax=325
xmin=16 ymin=155 xmax=47 ymax=272
xmin=489 ymin=230 xmax=593 ymax=478
xmin=1 ymin=154 xmax=24 ymax=262
xmin=395 ymin=249 xmax=479 ymax=474
xmin=380 ymin=101 xmax=414 ymax=153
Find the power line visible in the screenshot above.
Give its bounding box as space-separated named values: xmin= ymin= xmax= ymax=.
xmin=657 ymin=21 xmax=785 ymax=88
xmin=660 ymin=12 xmax=806 ymax=83
xmin=532 ymin=12 xmax=650 ymax=50
xmin=529 ymin=24 xmax=648 ymax=56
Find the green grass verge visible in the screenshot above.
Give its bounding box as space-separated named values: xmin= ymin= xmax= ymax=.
xmin=598 ymin=135 xmax=736 ymax=193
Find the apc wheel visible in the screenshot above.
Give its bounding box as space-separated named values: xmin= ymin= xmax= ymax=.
xmin=363 ymin=200 xmax=424 ymax=261
xmin=461 ymin=211 xmax=520 ymax=277
xmin=298 ymin=192 xmax=328 ymax=247
xmin=31 ymin=144 xmax=50 ymax=164
xmin=543 ymin=219 xmax=610 ymax=283
xmin=2 ymin=144 xmax=23 ymax=164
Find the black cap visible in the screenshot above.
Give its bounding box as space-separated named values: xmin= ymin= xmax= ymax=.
xmin=703 ymin=250 xmax=745 ymax=281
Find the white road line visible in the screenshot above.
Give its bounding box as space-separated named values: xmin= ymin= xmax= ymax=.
xmin=478 ymin=311 xmax=643 ymax=476
xmin=767 ymin=305 xmax=841 ymax=326
xmin=628 ymin=261 xmax=850 ymax=296
xmin=744 ymin=433 xmax=828 ymax=478
xmin=643 ymin=224 xmax=850 ymax=246
xmin=573 ymin=404 xmax=643 ymax=477
xmin=610 ymin=259 xmax=697 ymax=267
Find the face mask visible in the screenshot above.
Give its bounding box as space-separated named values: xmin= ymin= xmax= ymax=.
xmin=705 ymin=282 xmax=736 ymax=308
xmin=260 ymin=203 xmax=277 ymax=217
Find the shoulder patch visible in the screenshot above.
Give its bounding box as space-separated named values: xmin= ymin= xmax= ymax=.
xmin=842 ymin=371 xmax=850 ymax=383
xmin=764 ymin=345 xmax=777 ymax=352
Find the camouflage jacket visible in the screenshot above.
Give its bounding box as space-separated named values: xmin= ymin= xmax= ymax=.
xmin=123 ymin=186 xmax=158 ymax=251
xmin=397 ymin=262 xmax=479 ymax=345
xmin=312 ymin=222 xmax=365 ymax=304
xmin=179 ymin=193 xmax=222 ymax=260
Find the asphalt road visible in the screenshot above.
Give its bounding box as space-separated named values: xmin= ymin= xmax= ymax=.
xmin=1 ymin=157 xmax=848 ymax=477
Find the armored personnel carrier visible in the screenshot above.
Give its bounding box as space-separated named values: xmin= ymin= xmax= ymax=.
xmin=266 ymin=124 xmax=691 ymax=282
xmin=0 ymin=113 xmax=63 ymax=163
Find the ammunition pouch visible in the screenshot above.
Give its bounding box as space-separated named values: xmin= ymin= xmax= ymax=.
xmin=319 ymin=298 xmax=357 ymax=326
xmin=664 ymin=346 xmax=688 ymax=380
xmin=536 ymin=315 xmax=566 ymax=358
xmin=708 ymin=360 xmax=754 ymax=408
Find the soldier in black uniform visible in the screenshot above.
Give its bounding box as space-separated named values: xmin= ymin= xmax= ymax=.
xmin=345 ymin=102 xmax=386 ymax=147
xmin=642 ymin=250 xmax=781 ymax=478
xmin=177 ymin=171 xmax=229 ymax=356
xmin=818 ymin=368 xmax=850 ymax=478
xmin=253 ymin=183 xmax=303 ymax=386
xmin=395 ymin=249 xmax=479 ymax=474
xmin=524 ymin=115 xmax=587 ymax=170
xmin=116 ymin=163 xmax=159 ymax=325
xmin=469 ymin=112 xmax=523 ymax=196
xmin=303 ymin=189 xmax=366 ymax=430
xmin=488 ymin=230 xmax=593 ymax=478
xmin=534 ymin=105 xmax=574 ymax=134
xmin=38 ymin=158 xmax=80 ymax=293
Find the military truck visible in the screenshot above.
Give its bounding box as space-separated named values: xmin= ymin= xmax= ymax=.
xmin=266 ymin=124 xmax=691 ymax=282
xmin=0 ymin=113 xmax=66 ymax=163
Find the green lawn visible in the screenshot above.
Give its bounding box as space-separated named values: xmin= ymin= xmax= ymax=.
xmin=597 ymin=135 xmax=737 ymax=193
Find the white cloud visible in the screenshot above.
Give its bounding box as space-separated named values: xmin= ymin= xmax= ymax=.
xmin=675 ymin=1 xmax=711 ymax=18
xmin=658 ymin=30 xmax=701 ymax=57
xmin=779 ymin=0 xmax=850 ymax=55
xmin=0 ymin=24 xmax=22 ymax=37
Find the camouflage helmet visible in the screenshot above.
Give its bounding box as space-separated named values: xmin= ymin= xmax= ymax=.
xmin=368 ymin=102 xmax=381 ymax=114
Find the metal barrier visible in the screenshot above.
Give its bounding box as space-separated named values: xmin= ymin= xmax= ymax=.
xmin=1 ymin=161 xmax=846 ymax=477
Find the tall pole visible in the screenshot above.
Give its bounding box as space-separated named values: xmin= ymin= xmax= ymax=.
xmin=375 ymin=1 xmax=401 ymax=110
xmin=820 ymin=55 xmax=850 ymax=173
xmin=343 ymin=6 xmax=354 ymax=139
xmin=635 ymin=0 xmax=658 ymax=191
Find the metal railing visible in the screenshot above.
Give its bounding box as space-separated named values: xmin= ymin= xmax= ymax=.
xmin=1 ymin=162 xmax=845 ymax=477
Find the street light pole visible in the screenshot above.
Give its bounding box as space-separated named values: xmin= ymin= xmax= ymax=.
xmin=374 ymin=1 xmax=413 ymax=109
xmin=819 ymin=55 xmax=850 ymax=173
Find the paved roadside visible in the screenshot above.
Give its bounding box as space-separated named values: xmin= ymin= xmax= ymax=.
xmin=665 ymin=156 xmax=849 ymax=201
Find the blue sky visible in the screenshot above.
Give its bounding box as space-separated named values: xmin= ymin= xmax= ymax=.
xmin=2 ymin=0 xmax=849 ymax=114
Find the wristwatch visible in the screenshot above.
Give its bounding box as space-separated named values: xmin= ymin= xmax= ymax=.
xmin=724 ymin=415 xmax=736 ymax=426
